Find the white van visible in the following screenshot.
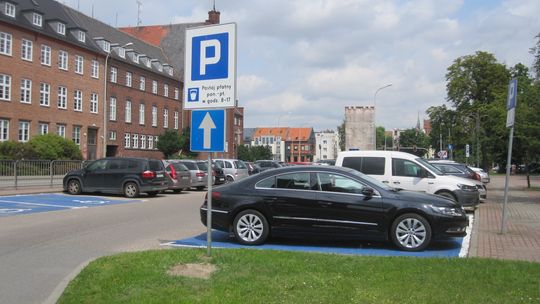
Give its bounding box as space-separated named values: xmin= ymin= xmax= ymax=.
xmin=335 ymin=151 xmax=480 ymax=209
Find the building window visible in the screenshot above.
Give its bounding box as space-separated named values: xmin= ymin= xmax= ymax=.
xmin=164 ymin=84 xmax=169 ymax=97
xmin=102 ymin=40 xmax=110 ymax=53
xmin=20 ymin=79 xmax=31 ymax=103
xmin=125 ymin=100 xmax=132 ymax=123
xmin=148 ymin=135 xmax=153 ymax=149
xmin=21 ymin=39 xmax=32 ymax=61
xmin=124 ymin=133 xmax=131 ymax=148
xmin=57 ymin=23 xmax=66 ymax=35
xmin=39 ymin=82 xmax=50 ymax=106
xmin=58 ymin=50 xmax=68 ymax=70
xmin=57 ymin=86 xmax=67 ymax=109
xmin=109 ymin=131 xmax=116 ymax=140
xmin=91 ymin=60 xmax=99 ymax=78
xmin=118 ymin=47 xmax=125 ymax=58
xmin=0 ymin=32 xmax=12 ymax=56
xmin=41 ymin=45 xmax=51 ymax=66
xmin=163 ymin=109 xmax=168 ymax=128
xmin=174 ymin=111 xmax=178 ymax=130
xmin=77 ymin=31 xmax=85 ymax=43
xmin=126 ymin=72 xmax=132 ymax=87
xmin=56 ymin=124 xmax=65 ymax=138
xmin=72 ymin=126 xmax=81 ymax=145
xmin=168 ymin=67 xmax=173 ymax=76
xmin=18 ymin=121 xmax=29 ymax=142
xmin=4 ymin=3 xmax=15 ymax=17
xmin=110 ymin=67 xmax=117 ymax=83
xmin=132 ymin=134 xmax=139 ymax=149
xmin=0 ymin=119 xmax=8 ymax=142
xmin=140 ymin=135 xmax=146 ymax=149
xmin=39 ymin=123 xmax=48 ymax=135
xmin=152 ymin=80 xmax=157 ymax=94
xmin=139 ymin=103 xmax=145 ymax=125
xmin=174 ymin=88 xmax=179 ymax=100
xmin=109 ymin=97 xmax=117 ymax=121
xmin=32 ymin=13 xmax=42 ymax=27
xmin=139 ymin=76 xmax=145 ymax=91
xmin=90 ymin=93 xmax=98 ymax=113
xmin=154 ymin=136 xmax=159 ymax=149
xmin=152 ymin=106 xmax=157 ymax=127
xmin=75 ymin=55 xmax=83 ymax=74
xmin=74 ymin=90 xmax=82 ymax=111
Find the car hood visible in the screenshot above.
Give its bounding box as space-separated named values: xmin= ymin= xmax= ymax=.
xmin=66 ymin=169 xmax=84 ymax=176
xmin=439 ymin=174 xmax=477 ymax=186
xmin=390 ymin=189 xmax=460 ymax=208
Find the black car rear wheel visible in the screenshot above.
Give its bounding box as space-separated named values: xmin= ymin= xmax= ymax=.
xmin=123 ymin=182 xmax=140 ymax=198
xmin=233 ymin=209 xmax=269 ymax=245
xmin=147 ymin=191 xmax=159 ymax=197
xmin=391 ymin=213 xmax=432 ymax=251
xmin=173 ymin=189 xmax=182 ymax=194
xmin=67 ymin=179 xmax=82 ymax=195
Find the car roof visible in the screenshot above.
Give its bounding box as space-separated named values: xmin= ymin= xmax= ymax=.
xmin=338 ymin=150 xmax=418 ymax=159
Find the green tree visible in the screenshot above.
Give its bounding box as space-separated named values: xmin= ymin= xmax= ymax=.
xmin=236 ymin=145 xmax=272 ymax=161
xmin=337 ymin=119 xmax=346 ymax=151
xmin=398 ymin=129 xmax=430 ymax=150
xmin=376 ymin=126 xmax=393 ymax=150
xmin=28 ymin=134 xmax=82 ymax=160
xmin=157 ymin=130 xmax=183 ymax=159
xmin=530 ymin=33 xmax=540 ymax=80
xmin=0 ymin=141 xmax=37 ymax=160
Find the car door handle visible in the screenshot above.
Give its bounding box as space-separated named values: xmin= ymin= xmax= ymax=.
xmin=264 ymin=197 xmax=279 ymax=202
xmin=382 ymin=180 xmax=389 ymax=184
xmin=318 ymin=201 xmax=332 ymax=207
xmin=428 ymin=182 xmax=434 ymax=184
xmin=393 ymin=181 xmax=401 ymax=185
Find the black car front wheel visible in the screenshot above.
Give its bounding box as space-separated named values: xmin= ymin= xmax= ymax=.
xmin=233 ymin=209 xmax=269 ymax=245
xmin=67 ymin=179 xmax=82 ymax=195
xmin=391 ymin=213 xmax=432 ymax=251
xmin=123 ymin=182 xmax=140 ymax=198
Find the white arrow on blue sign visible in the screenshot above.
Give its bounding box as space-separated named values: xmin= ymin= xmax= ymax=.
xmin=190 ymin=109 xmax=226 ymax=152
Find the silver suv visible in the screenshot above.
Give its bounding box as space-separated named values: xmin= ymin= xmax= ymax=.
xmin=213 ymin=159 xmax=249 ymax=183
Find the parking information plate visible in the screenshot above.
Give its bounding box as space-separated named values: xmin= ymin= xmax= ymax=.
xmin=184 ymin=23 xmax=237 ymax=109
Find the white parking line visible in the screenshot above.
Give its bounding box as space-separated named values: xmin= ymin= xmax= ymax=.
xmin=0 ymin=200 xmax=87 ymax=209
xmin=459 ymin=214 xmax=474 ymax=258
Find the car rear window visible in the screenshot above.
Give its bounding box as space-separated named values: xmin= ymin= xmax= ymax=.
xmin=181 ymin=161 xmax=198 ymax=170
xmin=342 ymin=157 xmax=385 ymax=175
xmin=172 ymin=163 xmax=189 ymax=171
xmin=197 ymin=162 xmax=208 ymax=171
xmin=148 ymin=160 xmax=164 ymax=171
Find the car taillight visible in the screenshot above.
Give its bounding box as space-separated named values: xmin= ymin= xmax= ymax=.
xmin=169 ymin=165 xmax=177 ymax=179
xmin=142 ymin=170 xmax=156 ymax=179
xmin=196 ymin=172 xmax=205 ymax=177
xmin=473 ymin=173 xmax=481 ymax=181
xmin=212 ymin=191 xmax=221 ymax=199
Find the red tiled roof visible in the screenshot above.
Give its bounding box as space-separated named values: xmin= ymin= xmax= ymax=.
xmin=287 ymin=128 xmax=312 ymax=141
xmin=119 ymin=25 xmax=170 ymax=47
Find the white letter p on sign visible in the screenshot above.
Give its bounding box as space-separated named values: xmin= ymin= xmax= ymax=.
xmin=200 ymin=39 xmax=221 ymax=75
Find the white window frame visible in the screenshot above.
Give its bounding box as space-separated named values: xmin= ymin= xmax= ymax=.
xmin=152 ymin=80 xmax=157 ymax=94
xmin=132 ymin=134 xmax=139 ymax=149
xmin=0 ymin=119 xmax=9 ymax=142
xmin=18 ymin=121 xmax=29 ymax=142
xmin=1 ymin=74 xmax=11 ymax=100
xmin=57 ymin=23 xmax=66 ymax=35
xmin=4 ymin=3 xmax=15 ymax=18
xmin=118 ymin=47 xmax=125 ymax=58
xmin=152 ymin=106 xmax=157 ymax=127
xmin=72 ymin=126 xmax=81 ymax=145
xmin=163 ymin=109 xmax=169 ymax=128
xmin=91 ymin=60 xmax=99 ymax=78
xmin=140 ymin=135 xmax=146 ymax=149
xmin=90 ymin=93 xmax=98 ymax=113
xmin=110 ymin=66 xmax=117 ymax=83
xmin=40 ymin=44 xmax=51 ymax=66
xmin=124 ymin=133 xmax=131 ymax=148
xmin=77 ymin=31 xmax=85 ymax=43
xmin=139 ymin=76 xmax=145 ymax=91
xmin=58 ymin=50 xmax=68 ymax=70
xmin=126 ymin=72 xmax=132 ymax=87
xmin=109 ymin=97 xmax=117 ymax=121
xmin=20 ymin=79 xmax=31 ymax=104
xmin=75 ymin=55 xmax=83 ymax=74
xmin=148 ymin=135 xmax=153 ymax=149
xmin=39 ymin=82 xmax=50 ymax=106
xmin=56 ymin=124 xmax=65 ymax=138
xmin=57 ymin=86 xmax=67 ymax=109
xmin=39 ymin=123 xmax=48 ymax=135
xmin=174 ymin=88 xmax=179 ymax=100
xmin=139 ymin=103 xmax=145 ymax=125
xmin=21 ymin=39 xmax=32 ymax=61
xmin=125 ymin=100 xmax=132 ymax=123
xmin=154 ymin=136 xmax=159 ymax=149
xmin=74 ymin=90 xmax=82 ymax=111
xmin=0 ymin=32 xmax=12 ymax=56
xmin=164 ymin=84 xmax=169 ymax=97
xmin=32 ymin=13 xmax=42 ymax=27
xmin=174 ymin=111 xmax=178 ymax=130
xmin=109 ymin=131 xmax=116 ymax=140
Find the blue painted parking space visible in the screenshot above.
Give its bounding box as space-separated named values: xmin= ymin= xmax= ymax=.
xmin=0 ymin=194 xmax=140 ymax=217
xmin=166 ymin=215 xmax=473 ymax=258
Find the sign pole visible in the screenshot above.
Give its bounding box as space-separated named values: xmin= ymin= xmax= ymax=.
xmin=501 ymin=126 xmax=514 ymax=234
xmin=501 ymin=78 xmax=517 ymax=234
xmin=207 ymin=153 xmax=213 ymax=256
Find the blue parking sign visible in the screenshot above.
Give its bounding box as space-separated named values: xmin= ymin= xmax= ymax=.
xmin=191 ymin=33 xmax=229 ymax=80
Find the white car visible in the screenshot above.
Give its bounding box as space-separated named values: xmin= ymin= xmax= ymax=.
xmin=469 ymin=167 xmax=490 ymax=183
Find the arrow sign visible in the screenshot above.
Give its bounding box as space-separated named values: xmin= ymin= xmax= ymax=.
xmin=190 ymin=109 xmax=225 ymax=152
xmin=199 ymin=112 xmax=216 ymax=149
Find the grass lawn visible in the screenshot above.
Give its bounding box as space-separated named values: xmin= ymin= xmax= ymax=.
xmin=58 ymin=248 xmax=540 ymax=304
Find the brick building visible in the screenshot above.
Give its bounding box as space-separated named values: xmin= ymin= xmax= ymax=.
xmin=251 ymin=127 xmax=315 ymax=162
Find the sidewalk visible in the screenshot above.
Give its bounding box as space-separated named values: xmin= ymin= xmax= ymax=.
xmin=468 ymin=174 xmax=540 ymax=262
xmin=0 ymin=185 xmax=63 ymax=196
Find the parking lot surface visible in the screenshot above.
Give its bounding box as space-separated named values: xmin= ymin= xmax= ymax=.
xmin=0 ymin=193 xmax=140 ymax=217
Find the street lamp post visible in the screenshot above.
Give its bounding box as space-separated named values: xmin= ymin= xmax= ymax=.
xmin=102 ymin=42 xmax=133 ymax=158
xmin=373 ymin=84 xmax=392 ymax=149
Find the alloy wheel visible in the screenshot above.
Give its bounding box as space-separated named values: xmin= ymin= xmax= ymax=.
xmin=395 ymin=218 xmax=427 ymax=249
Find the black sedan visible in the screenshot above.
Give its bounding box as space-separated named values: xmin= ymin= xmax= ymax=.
xmin=200 ymin=166 xmax=468 ymax=251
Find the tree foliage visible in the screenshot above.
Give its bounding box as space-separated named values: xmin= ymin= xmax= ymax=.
xmin=376 ymin=126 xmax=393 ymax=150
xmin=237 ymin=145 xmax=273 ymax=162
xmin=337 ymin=119 xmax=346 ymax=151
xmin=530 ymin=33 xmax=540 ymax=80
xmin=0 ymin=134 xmax=82 ymax=160
xmin=157 ymin=130 xmax=183 ymax=159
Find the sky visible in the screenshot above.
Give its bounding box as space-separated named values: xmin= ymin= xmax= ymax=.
xmin=61 ymin=0 xmax=540 ymax=131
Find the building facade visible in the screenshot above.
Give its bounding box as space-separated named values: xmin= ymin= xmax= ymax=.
xmin=344 ymin=106 xmax=375 ymax=151
xmin=251 ymin=127 xmax=315 ymax=162
xmin=315 ymin=130 xmax=340 ymax=161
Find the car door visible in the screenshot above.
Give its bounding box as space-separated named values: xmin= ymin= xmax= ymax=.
xmin=83 ymin=159 xmax=108 ymax=190
xmin=314 ymin=172 xmax=385 ymax=237
xmin=390 ymin=158 xmax=431 ymax=192
xmin=105 ymin=159 xmax=127 ymax=191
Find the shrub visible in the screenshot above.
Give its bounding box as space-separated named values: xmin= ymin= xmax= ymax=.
xmin=28 ymin=134 xmax=82 ymax=160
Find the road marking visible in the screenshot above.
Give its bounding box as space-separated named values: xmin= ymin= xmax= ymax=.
xmin=73 ymin=200 xmax=109 ymax=205
xmin=0 ymin=200 xmax=87 ymax=209
xmin=0 ymin=208 xmax=30 ymax=214
xmin=459 ymin=214 xmax=474 ymax=258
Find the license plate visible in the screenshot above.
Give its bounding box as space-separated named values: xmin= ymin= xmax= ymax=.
xmin=182 ymin=176 xmax=189 ymax=179
xmin=156 ymin=173 xmax=164 ymax=178
xmin=219 ymin=178 xmax=225 ymax=181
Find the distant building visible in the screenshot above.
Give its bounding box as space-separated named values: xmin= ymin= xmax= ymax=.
xmin=251 ymin=127 xmax=315 ymax=162
xmin=315 ymin=130 xmax=340 ymax=161
xmin=344 ymin=106 xmax=375 ymax=151
xmin=423 ymin=119 xmax=431 ymax=135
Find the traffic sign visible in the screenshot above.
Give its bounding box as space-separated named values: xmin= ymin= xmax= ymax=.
xmin=506 ymin=78 xmax=517 ymax=128
xmin=448 ymin=144 xmax=453 ymax=151
xmin=184 ymin=23 xmax=237 ymax=109
xmin=465 ymin=144 xmax=470 ymax=158
xmin=190 ymin=110 xmax=226 ymax=152
xmin=437 ymin=150 xmax=448 ymax=159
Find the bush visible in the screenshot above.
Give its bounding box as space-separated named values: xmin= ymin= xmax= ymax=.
xmin=0 ymin=141 xmax=37 ymax=160
xmin=28 ymin=134 xmax=82 ymax=160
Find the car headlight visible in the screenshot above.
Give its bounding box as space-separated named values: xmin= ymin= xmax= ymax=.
xmin=430 ymin=206 xmax=464 ymax=217
xmin=457 ymin=183 xmax=477 ymax=191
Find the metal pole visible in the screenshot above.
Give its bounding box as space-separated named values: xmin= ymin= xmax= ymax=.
xmin=206 ymin=153 xmax=213 ymax=256
xmin=476 ymin=111 xmax=480 ymax=167
xmin=103 ymin=52 xmax=110 ymax=158
xmin=501 ymin=126 xmax=514 ymax=234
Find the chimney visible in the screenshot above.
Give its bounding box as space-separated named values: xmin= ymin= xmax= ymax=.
xmin=206 ymin=8 xmax=220 ymax=24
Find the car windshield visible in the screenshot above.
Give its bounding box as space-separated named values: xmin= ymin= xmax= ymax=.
xmin=348 ymin=169 xmax=394 ymax=191
xmin=416 ymin=158 xmax=444 ymax=175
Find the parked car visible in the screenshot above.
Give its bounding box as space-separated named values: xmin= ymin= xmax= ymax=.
xmin=63 ymin=157 xmax=168 ymax=198
xmin=162 ymin=160 xmax=191 ymax=193
xmin=200 ymin=165 xmax=468 ymax=251
xmin=177 ymin=160 xmax=208 ymax=191
xmin=335 ymin=151 xmax=480 ymax=210
xmin=212 ymin=163 xmax=227 ymax=185
xmin=469 ymin=166 xmax=490 ymax=183
xmin=254 ymin=160 xmax=282 ymax=172
xmin=316 ymin=159 xmax=336 ymax=166
xmin=429 ymin=161 xmax=487 ymax=201
xmin=245 ymin=162 xmax=262 ymax=175
xmin=213 ymin=159 xmax=249 ymax=183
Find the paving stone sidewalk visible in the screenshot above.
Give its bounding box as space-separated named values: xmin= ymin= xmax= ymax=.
xmin=469 ymin=174 xmax=540 ymax=262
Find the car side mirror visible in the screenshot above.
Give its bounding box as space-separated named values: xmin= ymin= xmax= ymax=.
xmin=361 ymin=187 xmax=375 ymax=196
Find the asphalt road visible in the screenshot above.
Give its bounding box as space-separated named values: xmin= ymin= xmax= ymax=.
xmin=0 ymin=190 xmax=206 ymax=304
